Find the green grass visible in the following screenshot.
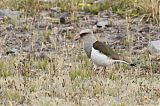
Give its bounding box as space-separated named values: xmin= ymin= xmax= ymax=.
xmin=69 ymin=54 xmax=92 ymax=80
xmin=69 ymin=69 xmax=92 ymax=80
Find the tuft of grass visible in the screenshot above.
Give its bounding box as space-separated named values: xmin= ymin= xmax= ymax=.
xmin=69 ymin=69 xmax=91 ymax=81
xmin=42 ymin=30 xmax=52 ymax=43
xmin=0 ymin=0 xmax=54 ymax=17
xmin=93 ymin=83 xmax=103 ymax=96
xmin=0 ymin=59 xmax=12 ymax=78
xmin=82 ymin=1 xmax=111 ymax=14
xmin=5 ymin=89 xmax=25 ymax=103
xmin=136 ymin=0 xmax=160 ymax=24
xmin=69 ymin=53 xmax=92 ymax=80
xmin=107 ymin=87 xmax=117 ymax=97
xmin=84 ymin=0 xmax=160 ymax=24
xmin=112 ymin=103 xmax=127 ymax=106
xmin=108 ymin=71 xmax=117 ymax=80
xmin=111 ymin=0 xmax=160 ymax=24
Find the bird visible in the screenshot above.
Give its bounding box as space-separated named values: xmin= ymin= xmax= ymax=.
xmin=74 ymin=29 xmax=135 ymax=71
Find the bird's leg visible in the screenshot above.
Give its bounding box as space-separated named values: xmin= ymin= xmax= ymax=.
xmin=99 ymin=67 xmax=107 ymax=75
xmin=92 ymin=65 xmax=107 ymax=75
xmin=103 ymin=66 xmax=107 ymax=75
xmin=91 ymin=64 xmax=98 ymax=75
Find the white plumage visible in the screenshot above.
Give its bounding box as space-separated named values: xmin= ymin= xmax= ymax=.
xmin=91 ymin=47 xmax=114 ymax=66
xmin=91 ymin=47 xmax=129 ymax=67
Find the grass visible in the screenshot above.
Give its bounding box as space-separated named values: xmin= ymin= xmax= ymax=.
xmin=0 ymin=0 xmax=160 ymax=24
xmin=0 ymin=0 xmax=160 ymax=105
xmin=0 ymin=58 xmax=13 ymax=77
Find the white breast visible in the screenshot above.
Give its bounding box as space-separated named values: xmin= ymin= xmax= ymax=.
xmin=91 ymin=47 xmax=114 ymax=67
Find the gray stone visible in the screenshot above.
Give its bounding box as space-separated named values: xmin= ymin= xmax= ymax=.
xmin=51 ymin=7 xmax=60 ymax=13
xmin=39 ymin=11 xmax=49 ymax=17
xmin=0 ymin=9 xmax=20 ymax=20
xmin=96 ymin=20 xmax=110 ymax=28
xmin=94 ymin=0 xmax=105 ymax=4
xmin=60 ymin=13 xmax=69 ymax=24
xmin=39 ymin=0 xmax=54 ymax=2
xmin=6 ymin=48 xmax=18 ymax=55
xmin=0 ymin=11 xmax=5 ymax=20
xmin=6 ymin=24 xmax=14 ymax=30
xmin=148 ymin=40 xmax=160 ymax=54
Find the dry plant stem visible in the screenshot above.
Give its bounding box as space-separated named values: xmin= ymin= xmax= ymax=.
xmin=126 ymin=16 xmax=133 ymax=63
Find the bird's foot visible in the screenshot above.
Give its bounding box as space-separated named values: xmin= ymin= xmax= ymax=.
xmin=91 ymin=65 xmax=108 ymax=76
xmin=91 ymin=68 xmax=98 ymax=75
xmin=99 ymin=67 xmax=107 ymax=75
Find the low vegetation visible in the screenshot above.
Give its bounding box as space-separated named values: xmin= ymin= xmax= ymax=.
xmin=0 ymin=0 xmax=160 ymax=105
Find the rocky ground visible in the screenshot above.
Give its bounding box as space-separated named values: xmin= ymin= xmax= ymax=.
xmin=0 ymin=7 xmax=160 ymax=106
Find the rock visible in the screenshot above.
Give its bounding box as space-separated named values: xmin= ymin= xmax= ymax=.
xmin=39 ymin=0 xmax=53 ymax=2
xmin=6 ymin=48 xmax=18 ymax=55
xmin=60 ymin=13 xmax=69 ymax=24
xmin=50 ymin=10 xmax=69 ymax=24
xmin=39 ymin=11 xmax=49 ymax=17
xmin=51 ymin=7 xmax=60 ymax=13
xmin=0 ymin=11 xmax=5 ymax=20
xmin=93 ymin=20 xmax=111 ymax=32
xmin=60 ymin=16 xmax=65 ymax=24
xmin=139 ymin=26 xmax=150 ymax=34
xmin=148 ymin=40 xmax=160 ymax=54
xmin=60 ymin=26 xmax=74 ymax=33
xmin=50 ymin=7 xmax=61 ymax=18
xmin=109 ymin=34 xmax=124 ymax=41
xmin=0 ymin=9 xmax=20 ymax=20
xmin=6 ymin=24 xmax=14 ymax=30
xmin=35 ymin=20 xmax=53 ymax=29
xmin=94 ymin=0 xmax=105 ymax=4
xmin=96 ymin=20 xmax=111 ymax=28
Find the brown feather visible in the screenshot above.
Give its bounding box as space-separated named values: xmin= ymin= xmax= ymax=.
xmin=93 ymin=41 xmax=131 ymax=63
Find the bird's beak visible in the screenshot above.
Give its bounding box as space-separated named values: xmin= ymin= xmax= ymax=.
xmin=74 ymin=34 xmax=80 ymax=41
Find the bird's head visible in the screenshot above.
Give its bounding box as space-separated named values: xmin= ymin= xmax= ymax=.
xmin=74 ymin=29 xmax=93 ymax=41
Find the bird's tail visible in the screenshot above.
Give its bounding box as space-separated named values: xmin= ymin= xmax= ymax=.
xmin=114 ymin=60 xmax=136 ymax=67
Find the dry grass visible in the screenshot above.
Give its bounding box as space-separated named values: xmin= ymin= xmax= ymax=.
xmin=0 ymin=0 xmax=160 ymax=23
xmin=0 ymin=0 xmax=160 ymax=106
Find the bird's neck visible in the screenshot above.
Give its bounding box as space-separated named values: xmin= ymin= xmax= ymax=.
xmin=83 ymin=35 xmax=97 ymax=44
xmin=83 ymin=35 xmax=97 ymax=58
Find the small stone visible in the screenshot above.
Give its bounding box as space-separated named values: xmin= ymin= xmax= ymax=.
xmin=139 ymin=26 xmax=150 ymax=34
xmin=61 ymin=26 xmax=74 ymax=33
xmin=148 ymin=40 xmax=160 ymax=54
xmin=6 ymin=24 xmax=13 ymax=30
xmin=94 ymin=0 xmax=105 ymax=4
xmin=0 ymin=11 xmax=5 ymax=20
xmin=96 ymin=20 xmax=111 ymax=28
xmin=39 ymin=0 xmax=53 ymax=2
xmin=6 ymin=48 xmax=18 ymax=55
xmin=60 ymin=13 xmax=69 ymax=24
xmin=60 ymin=16 xmax=65 ymax=24
xmin=51 ymin=7 xmax=60 ymax=13
xmin=39 ymin=11 xmax=49 ymax=17
xmin=0 ymin=9 xmax=20 ymax=20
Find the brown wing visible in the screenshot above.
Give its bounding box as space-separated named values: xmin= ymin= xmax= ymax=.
xmin=94 ymin=41 xmax=132 ymax=61
xmin=93 ymin=41 xmax=121 ymax=59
